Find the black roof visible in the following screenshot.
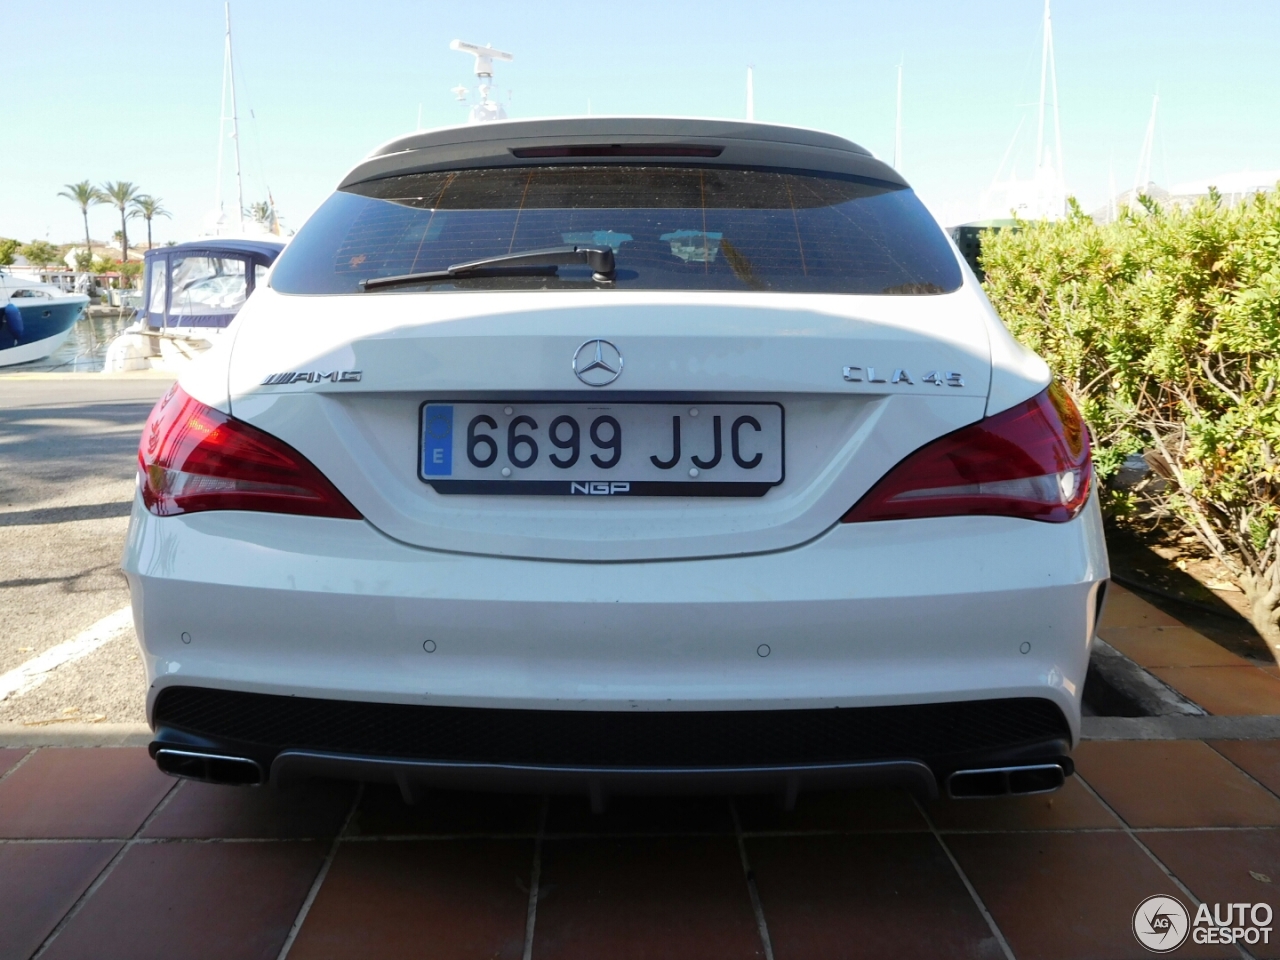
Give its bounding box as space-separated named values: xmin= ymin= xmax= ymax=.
xmin=339 ymin=117 xmax=904 ymax=191
xmin=145 ymin=238 xmax=285 ymax=264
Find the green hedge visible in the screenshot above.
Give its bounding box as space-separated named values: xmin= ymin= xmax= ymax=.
xmin=980 ymin=190 xmax=1280 ymax=656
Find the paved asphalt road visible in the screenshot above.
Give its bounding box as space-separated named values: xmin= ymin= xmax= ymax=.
xmin=0 ymin=374 xmax=173 ymax=727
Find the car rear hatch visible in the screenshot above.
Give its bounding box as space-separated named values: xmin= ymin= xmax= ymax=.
xmin=221 ymin=129 xmax=995 ymax=561
xmin=226 ymin=287 xmax=992 ymax=561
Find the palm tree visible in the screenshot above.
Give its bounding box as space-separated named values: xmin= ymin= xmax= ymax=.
xmin=100 ymin=181 xmax=141 ymax=261
xmin=130 ymin=195 xmax=171 ymax=250
xmin=245 ymin=200 xmax=270 ymax=224
xmin=57 ymin=181 xmax=105 ymax=259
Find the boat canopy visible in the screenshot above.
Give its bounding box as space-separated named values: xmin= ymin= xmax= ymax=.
xmin=143 ymin=239 xmax=284 ymax=330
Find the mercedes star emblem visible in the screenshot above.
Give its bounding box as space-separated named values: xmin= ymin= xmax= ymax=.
xmin=572 ymin=339 xmax=623 ymax=387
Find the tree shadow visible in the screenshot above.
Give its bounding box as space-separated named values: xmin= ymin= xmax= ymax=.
xmin=1104 ymin=522 xmax=1271 ymax=662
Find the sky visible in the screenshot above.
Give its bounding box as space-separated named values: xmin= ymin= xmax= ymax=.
xmin=3 ymin=0 xmax=1278 ymax=246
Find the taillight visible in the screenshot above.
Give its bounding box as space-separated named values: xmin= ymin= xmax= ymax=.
xmin=841 ymin=383 xmax=1091 ymax=524
xmin=138 ymin=384 xmax=362 ymax=519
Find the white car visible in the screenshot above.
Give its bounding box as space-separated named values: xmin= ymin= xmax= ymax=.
xmin=123 ymin=118 xmax=1107 ymax=805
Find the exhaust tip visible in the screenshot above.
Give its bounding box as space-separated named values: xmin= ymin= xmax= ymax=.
xmin=947 ymin=763 xmax=1065 ymax=799
xmin=1008 ymin=764 xmax=1066 ymax=795
xmin=155 ymin=748 xmax=263 ymax=786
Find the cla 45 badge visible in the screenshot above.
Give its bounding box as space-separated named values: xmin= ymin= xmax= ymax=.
xmin=843 ymin=366 xmax=964 ymax=387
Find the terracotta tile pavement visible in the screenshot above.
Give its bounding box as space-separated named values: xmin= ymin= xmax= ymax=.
xmin=40 ymin=840 xmax=328 ymax=960
xmin=533 ymin=837 xmax=762 ymax=959
xmin=0 ymin=747 xmax=174 ymax=839
xmin=1074 ymin=739 xmax=1280 ymax=827
xmin=1101 ymin=625 xmax=1247 ymax=668
xmin=749 ymin=833 xmax=1004 ymax=959
xmin=0 ymin=747 xmax=30 ymax=778
xmin=926 ymin=775 xmax=1121 ymax=831
xmin=1209 ymin=739 xmax=1280 ymax=795
xmin=1139 ymin=830 xmax=1280 ymax=959
xmin=946 ymin=831 xmax=1237 ymax=960
xmin=4 ymin=743 xmax=1280 ymax=960
xmin=1149 ymin=665 xmax=1280 ymax=715
xmin=1095 ymin=582 xmax=1280 ymax=715
xmin=288 ymin=839 xmax=532 ymax=960
xmin=1098 ymin=585 xmax=1182 ymax=630
xmin=0 ymin=842 xmax=120 ymax=960
xmin=142 ymin=777 xmax=357 ymax=840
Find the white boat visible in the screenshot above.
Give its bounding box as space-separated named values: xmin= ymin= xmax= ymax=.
xmin=102 ymin=239 xmax=283 ymax=372
xmin=103 ymin=4 xmax=286 ymax=374
xmin=0 ymin=269 xmax=89 ymax=368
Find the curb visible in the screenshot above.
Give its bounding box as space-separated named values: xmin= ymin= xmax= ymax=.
xmin=0 ymin=723 xmax=152 ymax=748
xmin=1081 ymin=714 xmax=1280 ymax=740
xmin=1089 ymin=638 xmax=1205 ymax=717
xmin=4 ymin=716 xmax=1278 ymax=749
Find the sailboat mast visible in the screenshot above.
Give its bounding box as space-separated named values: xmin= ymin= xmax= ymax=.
xmin=1035 ymin=0 xmax=1049 ymax=172
xmin=1047 ymin=1 xmax=1064 ymax=186
xmin=1109 ymin=160 xmax=1117 ymax=222
xmin=894 ymin=60 xmax=903 ymax=171
xmin=746 ymin=66 xmax=754 ymax=121
xmin=226 ymin=3 xmax=244 ymax=230
xmin=1134 ymin=94 xmax=1159 ymax=199
xmin=214 ymin=42 xmax=226 ymax=219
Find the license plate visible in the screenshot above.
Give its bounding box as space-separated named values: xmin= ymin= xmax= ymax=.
xmin=419 ymin=401 xmax=784 ymax=496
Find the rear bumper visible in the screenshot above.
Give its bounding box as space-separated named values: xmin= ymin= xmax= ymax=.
xmin=149 ymin=687 xmax=1073 ymax=800
xmin=123 ymin=488 xmax=1108 ymax=745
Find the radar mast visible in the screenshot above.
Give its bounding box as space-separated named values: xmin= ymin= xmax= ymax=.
xmin=450 ymin=40 xmax=514 ymax=124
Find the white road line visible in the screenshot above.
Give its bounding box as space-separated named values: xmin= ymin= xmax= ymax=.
xmin=0 ymin=605 xmax=134 ymax=701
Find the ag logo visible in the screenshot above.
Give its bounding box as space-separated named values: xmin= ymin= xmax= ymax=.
xmin=1133 ymin=895 xmax=1190 ymax=953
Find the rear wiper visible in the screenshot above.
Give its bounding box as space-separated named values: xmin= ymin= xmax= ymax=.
xmin=360 ymin=245 xmax=616 ymax=291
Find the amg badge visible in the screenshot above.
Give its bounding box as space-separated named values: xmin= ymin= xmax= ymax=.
xmin=261 ymin=370 xmax=363 ymax=385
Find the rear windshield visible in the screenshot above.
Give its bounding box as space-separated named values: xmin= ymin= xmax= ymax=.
xmin=270 ymin=165 xmax=962 ymax=295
